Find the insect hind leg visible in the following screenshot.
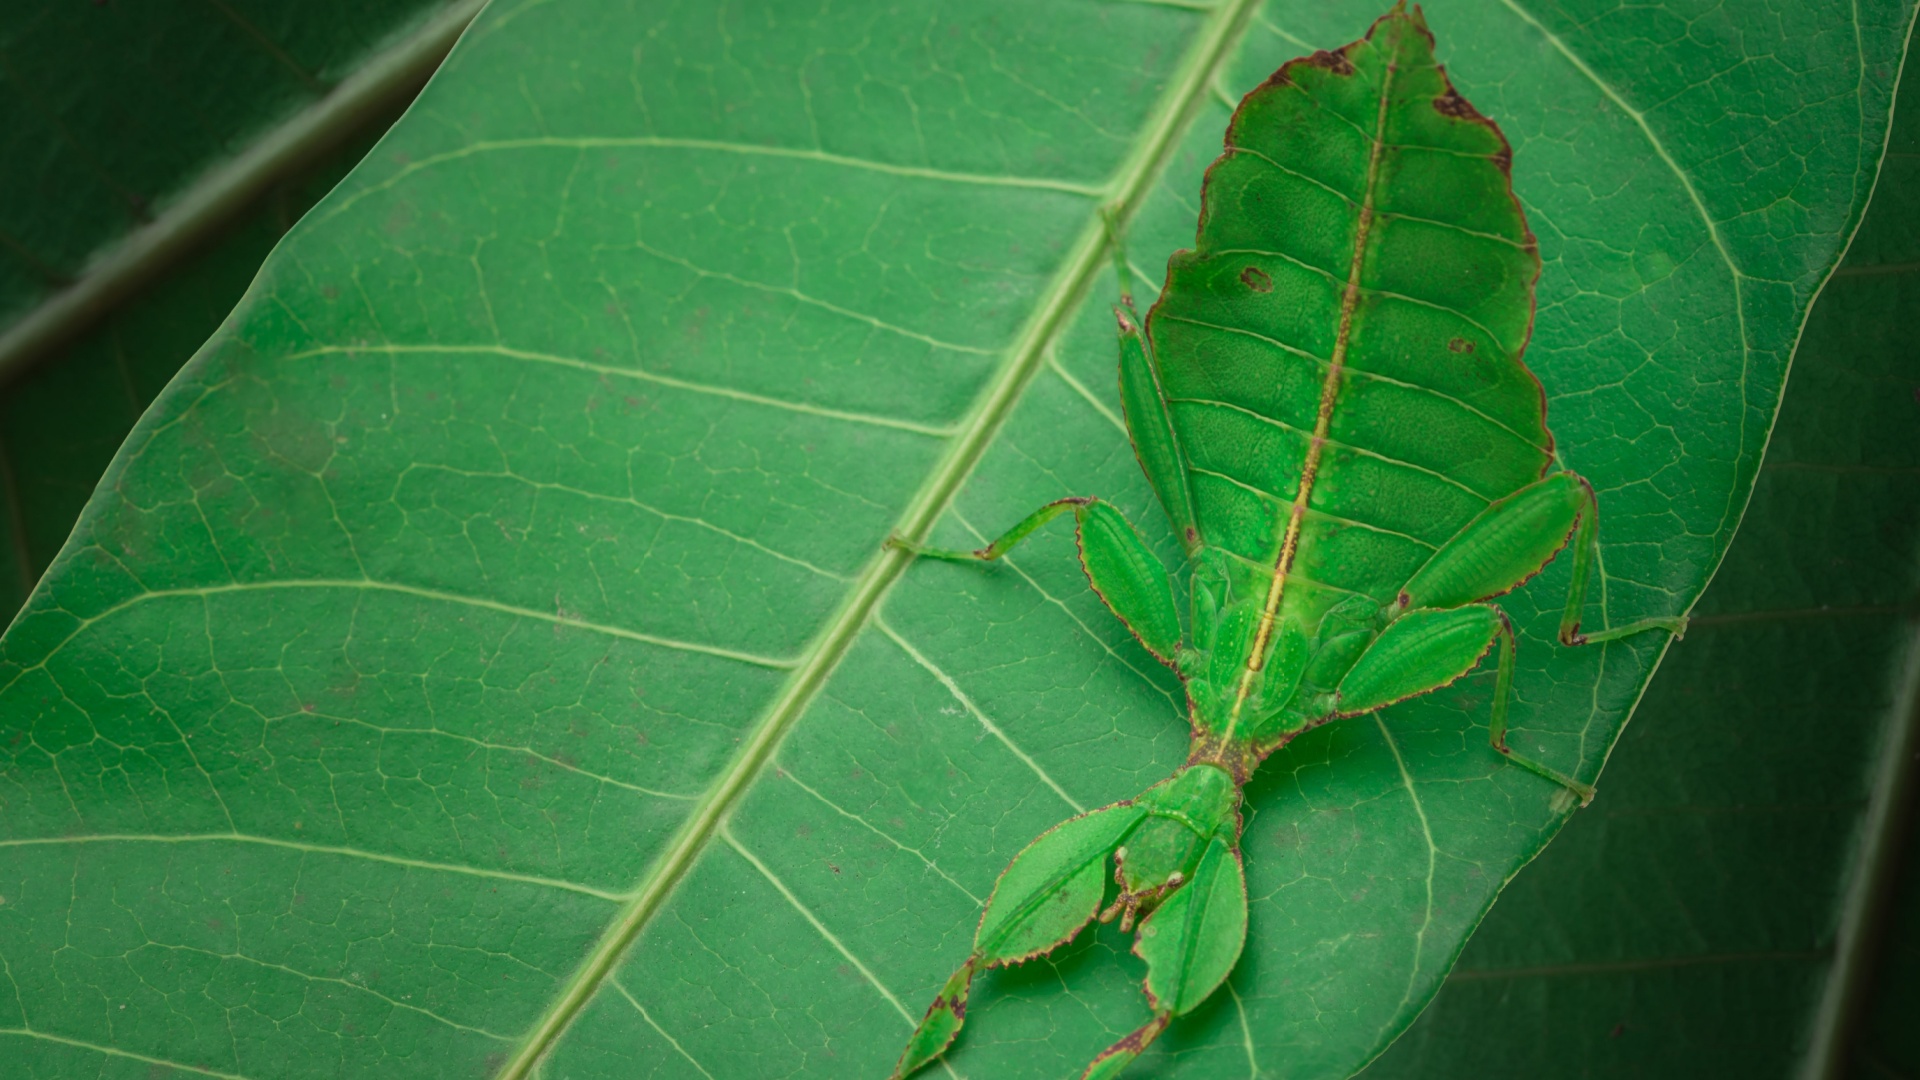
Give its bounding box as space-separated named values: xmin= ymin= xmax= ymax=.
xmin=1485 ymin=611 xmax=1594 ymax=806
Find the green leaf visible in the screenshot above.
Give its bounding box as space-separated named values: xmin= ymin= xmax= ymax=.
xmin=0 ymin=0 xmax=467 ymax=328
xmin=0 ymin=3 xmax=1910 ymax=1080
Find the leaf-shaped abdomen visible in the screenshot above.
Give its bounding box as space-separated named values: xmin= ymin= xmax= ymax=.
xmin=1145 ymin=9 xmax=1553 ymax=638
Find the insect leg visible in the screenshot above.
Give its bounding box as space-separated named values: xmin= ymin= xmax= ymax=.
xmin=886 ymin=497 xmax=1089 ymax=562
xmin=1395 ymin=471 xmax=1584 ymax=614
xmin=1557 ymin=476 xmax=1690 ymax=646
xmin=1331 ymin=605 xmax=1594 ymax=803
xmin=1116 ymin=303 xmax=1201 ymax=556
xmin=892 ymin=803 xmax=1147 ymax=1080
xmin=1486 ymin=610 xmax=1595 ymax=805
xmin=1333 ymin=605 xmax=1505 ymax=717
xmin=1081 ymin=1013 xmax=1172 ymax=1080
xmin=1083 ymin=833 xmax=1247 ymax=1080
xmin=891 ymin=498 xmax=1185 ymax=666
xmin=892 ymin=957 xmax=976 ymax=1080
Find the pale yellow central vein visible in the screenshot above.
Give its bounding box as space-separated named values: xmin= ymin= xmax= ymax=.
xmin=1227 ymin=52 xmax=1397 ymax=738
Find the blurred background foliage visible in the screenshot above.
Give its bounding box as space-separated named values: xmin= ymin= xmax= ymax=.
xmin=0 ymin=2 xmax=1912 ymax=1076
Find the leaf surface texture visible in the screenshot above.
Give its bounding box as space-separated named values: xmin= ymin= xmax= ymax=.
xmin=0 ymin=1 xmax=1911 ymax=1077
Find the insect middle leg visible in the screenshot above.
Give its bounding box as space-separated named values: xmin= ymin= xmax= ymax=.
xmin=1333 ymin=604 xmax=1595 ymax=803
xmin=1396 ymin=470 xmax=1687 ymax=646
xmin=888 ymin=498 xmax=1184 ymax=667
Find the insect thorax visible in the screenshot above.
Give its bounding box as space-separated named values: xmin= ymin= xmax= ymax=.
xmin=1181 ymin=546 xmax=1387 ymax=748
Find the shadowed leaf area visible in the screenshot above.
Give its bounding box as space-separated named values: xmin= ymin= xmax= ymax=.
xmin=0 ymin=0 xmax=451 ymax=329
xmin=0 ymin=1 xmax=1911 ymax=1078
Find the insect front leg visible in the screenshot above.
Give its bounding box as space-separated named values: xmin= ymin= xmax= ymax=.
xmin=1083 ymin=834 xmax=1247 ymax=1080
xmin=887 ymin=497 xmax=1088 ymax=563
xmin=888 ymin=498 xmax=1184 ymax=667
xmin=892 ymin=803 xmax=1146 ymax=1080
xmin=1115 ymin=302 xmax=1201 ymax=556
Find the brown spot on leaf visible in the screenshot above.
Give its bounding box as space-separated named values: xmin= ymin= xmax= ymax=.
xmin=1240 ymin=266 xmax=1273 ymax=293
xmin=1433 ymin=89 xmax=1476 ymax=119
xmin=1447 ymin=337 xmax=1474 ymax=354
xmin=1307 ymin=49 xmax=1356 ymax=75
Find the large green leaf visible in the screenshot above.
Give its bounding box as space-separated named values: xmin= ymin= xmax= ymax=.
xmin=0 ymin=3 xmax=1909 ymax=1078
xmin=0 ymin=110 xmax=416 ymax=622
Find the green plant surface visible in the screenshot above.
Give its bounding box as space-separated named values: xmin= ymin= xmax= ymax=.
xmin=0 ymin=117 xmax=398 ymax=622
xmin=0 ymin=3 xmax=1910 ymax=1079
xmin=1361 ymin=64 xmax=1920 ymax=1078
xmin=1843 ymin=90 xmax=1920 ymax=1080
xmin=0 ymin=0 xmax=453 ymax=331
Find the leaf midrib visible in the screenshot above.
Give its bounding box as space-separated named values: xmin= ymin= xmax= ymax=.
xmin=492 ymin=0 xmax=1265 ymax=1073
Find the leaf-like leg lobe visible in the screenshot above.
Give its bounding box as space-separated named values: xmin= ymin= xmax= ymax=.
xmin=891 ymin=958 xmax=976 ymax=1080
xmin=975 ymin=803 xmax=1145 ymax=964
xmin=1334 ymin=605 xmax=1503 ymax=717
xmin=1135 ymin=836 xmax=1248 ymax=1016
xmin=1080 ymin=1012 xmax=1173 ymax=1080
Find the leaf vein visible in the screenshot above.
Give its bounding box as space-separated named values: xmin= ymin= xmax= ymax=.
xmin=283 ymin=344 xmax=961 ymax=437
xmin=719 ymin=827 xmax=918 ymax=1025
xmin=0 ymin=834 xmax=627 ymax=901
xmin=490 ymin=3 xmax=1264 ymax=1070
xmin=0 ymin=1028 xmax=254 ymax=1080
xmin=876 ymin=616 xmax=1085 ymax=814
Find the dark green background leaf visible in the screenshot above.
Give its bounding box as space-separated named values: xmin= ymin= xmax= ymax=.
xmin=0 ymin=0 xmax=451 ymax=326
xmin=0 ymin=2 xmax=1911 ymax=1078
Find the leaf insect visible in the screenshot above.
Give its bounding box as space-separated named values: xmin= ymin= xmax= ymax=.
xmin=887 ymin=6 xmax=1684 ymax=1078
